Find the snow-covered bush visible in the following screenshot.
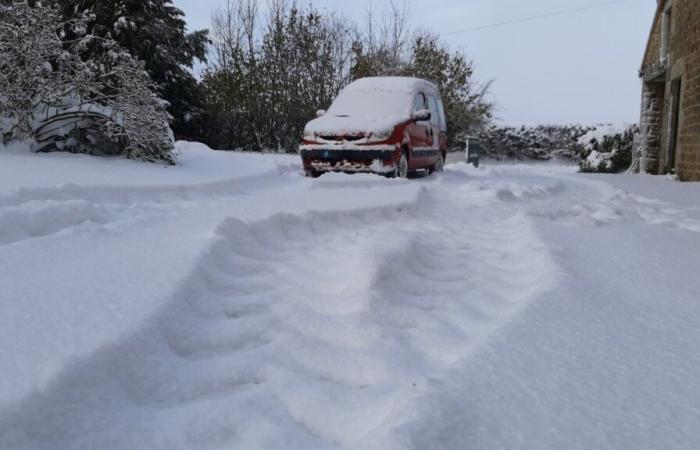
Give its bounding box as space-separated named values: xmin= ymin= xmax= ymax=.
xmin=0 ymin=1 xmax=76 ymax=141
xmin=0 ymin=1 xmax=175 ymax=164
xmin=478 ymin=125 xmax=593 ymax=161
xmin=53 ymin=0 xmax=209 ymax=141
xmin=476 ymin=123 xmax=640 ymax=172
xmin=578 ymin=124 xmax=638 ymax=173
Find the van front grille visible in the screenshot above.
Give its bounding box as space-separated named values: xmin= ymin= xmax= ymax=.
xmin=319 ymin=135 xmax=364 ymax=142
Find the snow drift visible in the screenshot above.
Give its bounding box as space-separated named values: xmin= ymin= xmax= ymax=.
xmin=2 ymin=142 xmax=700 ymax=449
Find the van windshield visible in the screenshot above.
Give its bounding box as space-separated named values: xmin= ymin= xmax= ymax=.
xmin=327 ymin=89 xmax=413 ymax=119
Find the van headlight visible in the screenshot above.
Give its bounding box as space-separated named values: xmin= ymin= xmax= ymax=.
xmin=303 ymin=130 xmax=316 ymax=141
xmin=371 ymin=128 xmax=393 ymax=141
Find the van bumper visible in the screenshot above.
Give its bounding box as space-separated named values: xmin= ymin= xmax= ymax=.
xmin=299 ymin=147 xmax=398 ymax=174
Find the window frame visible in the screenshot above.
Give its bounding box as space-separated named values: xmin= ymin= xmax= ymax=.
xmin=414 ymin=92 xmax=431 ymax=125
xmin=427 ymin=95 xmax=440 ymax=127
xmin=414 ymin=93 xmax=427 ymax=112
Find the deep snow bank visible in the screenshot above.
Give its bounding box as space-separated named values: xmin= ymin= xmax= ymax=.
xmin=0 ymin=141 xmax=297 ymax=193
xmin=0 ymin=142 xmax=424 ymax=413
xmin=0 ymin=142 xmax=288 ymax=407
xmin=2 ymin=144 xmax=700 ymax=449
xmin=1 ymin=167 xmax=561 ymax=449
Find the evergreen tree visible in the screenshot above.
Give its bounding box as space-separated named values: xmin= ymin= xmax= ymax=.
xmin=53 ymin=0 xmax=210 ymax=140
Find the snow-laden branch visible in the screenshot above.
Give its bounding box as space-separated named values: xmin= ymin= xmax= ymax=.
xmin=0 ymin=2 xmax=175 ymax=164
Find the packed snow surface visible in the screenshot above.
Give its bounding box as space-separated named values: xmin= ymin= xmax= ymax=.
xmin=1 ymin=144 xmax=700 ymax=449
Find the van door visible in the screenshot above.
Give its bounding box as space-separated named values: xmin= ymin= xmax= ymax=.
xmin=436 ymin=97 xmax=448 ymax=150
xmin=410 ymin=92 xmax=432 ymax=167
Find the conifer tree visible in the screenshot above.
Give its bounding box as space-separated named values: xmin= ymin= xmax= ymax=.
xmin=53 ymin=0 xmax=210 ymax=139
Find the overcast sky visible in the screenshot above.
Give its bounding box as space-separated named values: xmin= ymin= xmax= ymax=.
xmin=173 ymin=0 xmax=657 ymax=126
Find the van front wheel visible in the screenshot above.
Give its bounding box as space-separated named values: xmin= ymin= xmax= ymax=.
xmin=432 ymin=152 xmax=445 ymax=174
xmin=385 ymin=152 xmax=408 ymax=179
xmin=396 ymin=152 xmax=408 ymax=178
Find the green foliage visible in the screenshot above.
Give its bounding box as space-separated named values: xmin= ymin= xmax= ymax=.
xmin=349 ymin=43 xmax=398 ymax=81
xmin=578 ymin=126 xmax=638 ymax=173
xmin=479 ymin=125 xmax=593 ymax=161
xmin=201 ymin=1 xmax=353 ymax=152
xmin=348 ymin=42 xmax=379 ymax=81
xmin=258 ymin=7 xmax=344 ymax=150
xmin=202 ymin=1 xmax=492 ymax=152
xmin=405 ymin=33 xmax=492 ymax=144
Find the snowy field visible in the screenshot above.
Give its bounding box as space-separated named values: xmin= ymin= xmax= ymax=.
xmin=1 ymin=143 xmax=700 ymax=449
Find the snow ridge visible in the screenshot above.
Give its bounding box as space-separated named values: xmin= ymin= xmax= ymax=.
xmin=0 ymin=174 xmax=559 ymax=449
xmin=0 ymin=167 xmax=298 ymax=209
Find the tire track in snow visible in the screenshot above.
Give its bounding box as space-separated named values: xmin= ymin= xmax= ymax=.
xmin=522 ymin=171 xmax=700 ymax=232
xmin=0 ymin=200 xmax=172 ymax=247
xmin=449 ymin=164 xmax=700 ymax=234
xmin=0 ymin=177 xmax=560 ymax=449
xmin=0 ymin=167 xmax=302 ymax=247
xmin=0 ymin=166 xmax=299 ymax=208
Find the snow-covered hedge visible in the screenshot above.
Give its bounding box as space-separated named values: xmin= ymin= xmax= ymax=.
xmin=478 ymin=124 xmax=594 ymax=161
xmin=578 ymin=124 xmax=638 ymax=173
xmin=0 ymin=2 xmax=175 ymax=164
xmin=476 ymin=123 xmax=639 ymax=174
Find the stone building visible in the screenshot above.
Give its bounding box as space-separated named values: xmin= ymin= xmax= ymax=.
xmin=639 ymin=0 xmax=700 ymax=181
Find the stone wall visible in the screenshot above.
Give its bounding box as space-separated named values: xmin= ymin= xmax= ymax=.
xmin=642 ymin=5 xmax=663 ymax=69
xmin=640 ymin=82 xmax=664 ymax=174
xmin=669 ymin=0 xmax=700 ymax=181
xmin=640 ymin=0 xmax=700 ymax=181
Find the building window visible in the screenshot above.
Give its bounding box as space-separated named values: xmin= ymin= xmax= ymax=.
xmin=661 ymin=1 xmax=673 ymax=63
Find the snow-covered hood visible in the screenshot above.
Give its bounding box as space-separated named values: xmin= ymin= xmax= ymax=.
xmin=305 ymin=79 xmax=418 ymax=139
xmin=304 ymin=113 xmax=406 ymax=138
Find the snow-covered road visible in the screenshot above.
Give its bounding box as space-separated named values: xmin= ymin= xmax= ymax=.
xmin=1 ymin=145 xmax=700 ymax=449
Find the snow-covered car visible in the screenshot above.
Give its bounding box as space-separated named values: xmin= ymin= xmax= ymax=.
xmin=299 ymin=77 xmax=448 ymax=177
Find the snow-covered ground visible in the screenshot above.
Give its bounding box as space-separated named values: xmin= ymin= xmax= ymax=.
xmin=1 ymin=144 xmax=700 ymax=449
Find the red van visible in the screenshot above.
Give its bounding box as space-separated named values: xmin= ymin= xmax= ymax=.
xmin=299 ymin=77 xmax=448 ymax=178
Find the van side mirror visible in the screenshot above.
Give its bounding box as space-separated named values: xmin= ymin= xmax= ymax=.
xmin=316 ymin=109 xmax=326 ymax=118
xmin=412 ymin=109 xmax=431 ymax=122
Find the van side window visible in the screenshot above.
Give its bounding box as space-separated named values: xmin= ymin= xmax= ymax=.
xmin=414 ymin=93 xmax=427 ymax=112
xmin=436 ymin=98 xmax=447 ymax=132
xmin=428 ymin=96 xmax=440 ymax=126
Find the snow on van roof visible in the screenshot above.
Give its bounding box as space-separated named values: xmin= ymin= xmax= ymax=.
xmin=343 ymin=77 xmax=439 ymax=96
xmin=303 ymin=77 xmax=439 ymax=137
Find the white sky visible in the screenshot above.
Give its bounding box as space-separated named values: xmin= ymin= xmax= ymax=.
xmin=174 ymin=0 xmax=657 ymax=126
